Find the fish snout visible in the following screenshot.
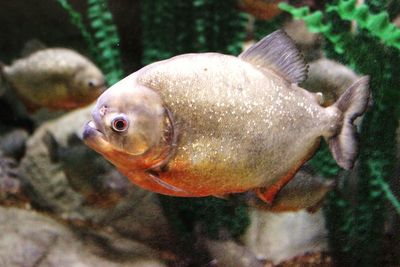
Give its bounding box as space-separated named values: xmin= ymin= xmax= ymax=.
xmin=91 ymin=78 xmax=107 ymax=91
xmin=82 ymin=121 xmax=95 ymax=140
xmin=82 ymin=121 xmax=106 ymax=149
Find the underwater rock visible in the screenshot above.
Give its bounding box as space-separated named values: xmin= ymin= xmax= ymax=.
xmin=0 ymin=155 xmax=21 ymax=198
xmin=204 ymin=239 xmax=264 ymax=267
xmin=0 ymin=206 xmax=166 ymax=267
xmin=18 ymin=106 xmax=91 ymax=214
xmin=18 ymin=105 xmax=175 ymax=251
xmin=0 ymin=129 xmax=30 ymax=204
xmin=0 ymin=128 xmax=29 ymax=160
xmin=265 ymin=252 xmax=333 ymax=267
xmin=242 ymin=209 xmax=328 ymax=264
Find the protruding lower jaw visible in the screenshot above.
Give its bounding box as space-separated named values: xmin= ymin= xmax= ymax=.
xmin=82 ymin=120 xmax=110 ymax=153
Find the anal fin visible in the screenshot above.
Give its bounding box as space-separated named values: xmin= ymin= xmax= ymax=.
xmin=256 ymin=166 xmax=300 ymax=204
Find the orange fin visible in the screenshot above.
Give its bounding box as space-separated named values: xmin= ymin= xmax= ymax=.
xmin=256 ymin=166 xmax=300 ymax=204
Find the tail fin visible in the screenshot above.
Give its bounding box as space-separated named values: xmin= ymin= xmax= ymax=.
xmin=328 ymin=76 xmax=370 ymax=170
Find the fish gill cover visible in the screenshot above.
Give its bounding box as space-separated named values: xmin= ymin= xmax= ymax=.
xmin=280 ymin=0 xmax=400 ymax=266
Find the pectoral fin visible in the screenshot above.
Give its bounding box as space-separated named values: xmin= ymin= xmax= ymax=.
xmin=120 ymin=169 xmax=190 ymax=197
xmin=146 ymin=169 xmax=186 ymax=193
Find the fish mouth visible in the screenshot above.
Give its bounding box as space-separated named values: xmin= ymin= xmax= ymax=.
xmin=82 ymin=121 xmax=108 ymax=152
xmin=98 ymin=83 xmax=107 ymax=93
xmin=83 ymin=120 xmax=102 ymax=137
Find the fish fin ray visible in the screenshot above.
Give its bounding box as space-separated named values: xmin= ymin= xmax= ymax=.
xmin=146 ymin=170 xmax=186 ymax=193
xmin=239 ymin=30 xmax=308 ymax=84
xmin=328 ymin=76 xmax=370 ymax=170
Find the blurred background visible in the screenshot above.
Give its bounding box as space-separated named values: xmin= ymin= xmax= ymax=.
xmin=0 ymin=1 xmax=399 ymax=266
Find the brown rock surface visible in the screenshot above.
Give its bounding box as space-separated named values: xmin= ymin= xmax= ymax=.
xmin=0 ymin=206 xmax=166 ymax=267
xmin=242 ymin=209 xmax=328 ymax=264
xmin=204 ymin=239 xmax=264 ymax=267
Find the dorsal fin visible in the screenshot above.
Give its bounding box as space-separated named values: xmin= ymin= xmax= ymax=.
xmin=239 ymin=30 xmax=308 ymax=84
xmin=21 ymin=39 xmax=46 ymax=57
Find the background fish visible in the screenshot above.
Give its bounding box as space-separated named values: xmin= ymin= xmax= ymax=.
xmin=83 ymin=30 xmax=370 ymax=211
xmin=238 ymin=0 xmax=284 ymax=20
xmin=232 ymin=165 xmax=336 ymax=212
xmin=0 ymin=48 xmax=105 ymax=112
xmin=302 ymin=58 xmax=361 ymax=106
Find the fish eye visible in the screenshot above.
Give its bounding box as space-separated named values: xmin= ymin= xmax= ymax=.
xmin=88 ymin=80 xmax=97 ymax=88
xmin=111 ymin=116 xmax=129 ymax=132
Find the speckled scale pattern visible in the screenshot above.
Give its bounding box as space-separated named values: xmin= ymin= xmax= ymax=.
xmin=135 ymin=53 xmax=333 ymax=194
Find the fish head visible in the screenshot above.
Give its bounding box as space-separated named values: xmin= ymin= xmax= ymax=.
xmin=70 ymin=63 xmax=106 ymax=103
xmin=83 ymin=83 xmax=165 ymax=168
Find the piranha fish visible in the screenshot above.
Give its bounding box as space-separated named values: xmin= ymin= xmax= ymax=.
xmin=0 ymin=48 xmax=106 ymax=112
xmin=83 ymin=30 xmax=370 ymax=211
xmin=238 ymin=0 xmax=283 ymax=20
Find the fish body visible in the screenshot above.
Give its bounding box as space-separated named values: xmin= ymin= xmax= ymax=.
xmin=129 ymin=54 xmax=327 ymax=196
xmin=1 ymin=48 xmax=105 ymax=111
xmin=83 ymin=30 xmax=370 ymax=209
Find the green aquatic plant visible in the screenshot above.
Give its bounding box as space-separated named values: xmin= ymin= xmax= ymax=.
xmin=87 ymin=0 xmax=123 ymax=85
xmin=278 ymin=3 xmax=349 ymax=54
xmin=280 ymin=0 xmax=400 ymax=52
xmin=141 ymin=0 xmax=248 ymax=65
xmin=141 ymin=0 xmax=250 ymax=245
xmin=280 ymin=1 xmax=400 ymax=266
xmin=326 ymin=0 xmax=400 ymax=50
xmin=57 ymin=0 xmax=123 ymax=85
xmin=57 ymin=0 xmax=97 ymax=56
